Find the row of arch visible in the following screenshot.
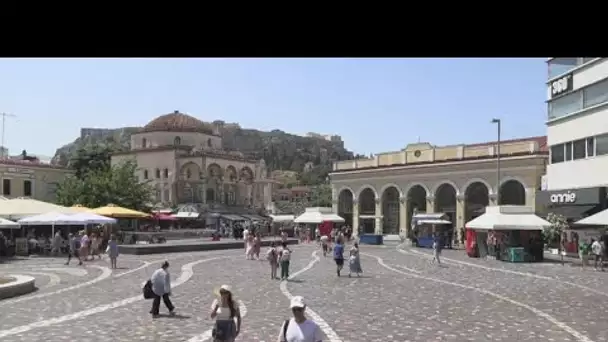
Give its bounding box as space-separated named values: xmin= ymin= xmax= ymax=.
xmin=337 ymin=179 xmax=527 ymax=235
xmin=180 ymin=163 xmax=255 ymax=183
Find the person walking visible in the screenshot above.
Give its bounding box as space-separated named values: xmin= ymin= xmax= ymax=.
xmin=333 ymin=238 xmax=345 ymax=277
xmin=591 ymin=239 xmax=605 ymax=271
xmin=253 ymin=233 xmax=261 ymax=260
xmin=348 ymin=242 xmax=363 ymax=277
xmin=106 ymin=234 xmax=119 ymax=269
xmin=278 ymin=296 xmax=322 ymax=342
xmin=150 ymin=260 xmax=175 ymax=318
xmin=65 ymin=233 xmax=82 ymax=266
xmin=266 ymin=241 xmax=279 ymax=280
xmin=279 ymin=242 xmax=292 ymax=280
xmin=79 ymin=231 xmax=90 ymax=261
xmin=432 ymin=233 xmax=442 ymax=265
xmin=210 ymin=284 xmax=242 ymax=342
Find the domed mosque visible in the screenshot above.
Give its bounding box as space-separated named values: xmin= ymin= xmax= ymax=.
xmin=111 ymin=110 xmax=272 ymax=215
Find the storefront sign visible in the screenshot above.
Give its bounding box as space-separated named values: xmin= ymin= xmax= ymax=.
xmin=550 ymin=73 xmax=573 ymax=98
xmin=550 ymin=191 xmax=577 ymax=204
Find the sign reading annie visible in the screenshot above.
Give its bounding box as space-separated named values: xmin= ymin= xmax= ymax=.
xmin=550 ymin=191 xmax=577 ymax=204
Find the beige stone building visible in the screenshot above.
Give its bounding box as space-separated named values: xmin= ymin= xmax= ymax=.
xmin=329 ymin=136 xmax=548 ymax=239
xmin=111 ymin=111 xmax=273 ymax=210
xmin=0 ymin=159 xmax=73 ymax=202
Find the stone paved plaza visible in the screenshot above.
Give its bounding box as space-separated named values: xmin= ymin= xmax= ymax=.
xmin=1 ymin=243 xmax=608 ymax=342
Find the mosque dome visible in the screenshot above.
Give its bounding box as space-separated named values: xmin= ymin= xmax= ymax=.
xmin=142 ymin=110 xmax=213 ymax=134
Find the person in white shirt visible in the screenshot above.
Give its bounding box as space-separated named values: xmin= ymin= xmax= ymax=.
xmin=278 ymin=296 xmax=322 ymax=342
xmin=150 ymin=260 xmax=175 ymax=317
xmin=591 ymin=239 xmax=604 ymax=271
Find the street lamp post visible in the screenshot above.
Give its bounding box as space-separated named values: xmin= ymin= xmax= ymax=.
xmin=491 ymin=118 xmax=501 ymax=205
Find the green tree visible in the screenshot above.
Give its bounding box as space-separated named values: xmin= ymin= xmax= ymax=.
xmin=56 ymin=160 xmax=153 ymax=211
xmin=69 ymin=144 xmax=117 ymax=179
xmin=544 ymin=212 xmax=568 ymax=246
xmin=309 ymin=184 xmax=332 ymax=207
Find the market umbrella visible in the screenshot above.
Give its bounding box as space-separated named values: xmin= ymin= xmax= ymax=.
xmin=154 ymin=213 xmax=177 ymax=221
xmin=90 ymin=204 xmax=150 ymax=218
xmin=69 ymin=212 xmax=117 ymax=225
xmin=70 ymin=204 xmax=93 ymax=213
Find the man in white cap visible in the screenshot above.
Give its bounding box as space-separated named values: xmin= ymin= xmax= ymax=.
xmin=278 ymin=295 xmax=322 ymax=342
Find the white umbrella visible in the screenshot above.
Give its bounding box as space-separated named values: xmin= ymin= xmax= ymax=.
xmin=70 ymin=212 xmax=117 ymax=225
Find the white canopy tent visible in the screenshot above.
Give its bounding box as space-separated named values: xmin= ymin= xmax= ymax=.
xmin=18 ymin=212 xmax=88 ymax=236
xmin=294 ymin=207 xmax=345 ymax=224
xmin=0 ymin=217 xmax=20 ymax=229
xmin=0 ymin=198 xmax=78 ymax=220
xmin=466 ymin=206 xmax=550 ymax=231
xmin=270 ymin=214 xmax=295 ymax=223
xmin=575 ymin=208 xmax=608 ymax=226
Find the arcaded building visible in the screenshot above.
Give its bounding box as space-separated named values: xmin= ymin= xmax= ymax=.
xmin=111 ymin=111 xmax=273 ymax=210
xmin=329 ymin=136 xmax=548 ymax=240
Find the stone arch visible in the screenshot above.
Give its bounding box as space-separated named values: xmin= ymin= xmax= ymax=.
xmin=180 ymin=162 xmax=201 ymax=180
xmin=356 ymin=184 xmax=379 ymax=199
xmin=499 ymin=176 xmax=528 ymax=193
xmin=207 ymin=163 xmax=223 ymax=178
xmin=379 ymin=183 xmax=403 ymax=198
xmin=404 ymin=183 xmax=430 ymax=198
xmin=499 ymin=179 xmax=527 ymax=205
xmin=337 ymin=188 xmax=354 ymax=228
xmin=431 ymin=180 xmax=460 ymax=197
xmin=239 ymin=166 xmax=254 ymax=183
xmin=464 ymin=181 xmax=490 ymax=221
xmin=406 ymin=183 xmax=428 ymax=232
xmin=461 ymin=178 xmax=494 ymax=196
xmin=381 ymin=185 xmax=400 ymax=235
xmin=358 ymin=187 xmax=376 ymax=235
xmin=225 ymin=165 xmax=238 ymax=182
xmin=434 ymin=183 xmax=458 ymax=236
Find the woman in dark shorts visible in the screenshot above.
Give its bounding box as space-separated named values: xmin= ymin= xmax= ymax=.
xmin=333 ymin=238 xmax=345 ymax=276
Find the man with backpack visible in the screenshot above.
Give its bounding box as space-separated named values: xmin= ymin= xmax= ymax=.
xmin=278 ymin=296 xmax=322 ymax=342
xmin=279 ymin=242 xmax=292 ymax=280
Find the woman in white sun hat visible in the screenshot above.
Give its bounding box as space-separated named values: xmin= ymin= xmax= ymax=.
xmin=210 ymin=284 xmax=242 ymax=342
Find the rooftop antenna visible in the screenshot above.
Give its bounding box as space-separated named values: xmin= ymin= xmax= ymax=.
xmin=0 ymin=112 xmax=16 ymax=159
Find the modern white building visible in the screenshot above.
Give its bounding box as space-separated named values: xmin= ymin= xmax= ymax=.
xmin=546 ymin=57 xmax=608 ymax=190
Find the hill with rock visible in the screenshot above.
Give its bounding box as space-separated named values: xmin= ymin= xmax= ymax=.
xmin=52 ymin=124 xmax=360 ymax=185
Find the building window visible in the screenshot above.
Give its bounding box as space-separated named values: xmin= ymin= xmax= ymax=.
xmin=583 ymin=79 xmax=608 ymax=108
xmin=164 ymin=168 xmax=169 ymax=178
xmin=565 ymin=141 xmax=573 ymax=161
xmin=2 ymin=179 xmax=11 ymax=196
xmin=207 ymin=138 xmax=212 ymax=147
xmin=550 ymin=144 xmax=564 ymax=164
xmin=23 ymin=180 xmax=32 ymax=197
xmin=548 ymin=58 xmax=578 ymax=79
xmin=143 ymin=170 xmax=149 ymax=179
xmin=548 ymin=92 xmax=582 ymax=120
xmin=186 ymin=169 xmax=192 ymax=179
xmin=596 ymin=134 xmax=608 ymax=156
xmin=155 ymin=168 xmax=161 ymax=179
xmin=142 ymin=138 xmax=147 ymax=148
xmin=573 ymin=139 xmax=586 ymax=160
xmin=174 ymin=136 xmax=181 ymax=145
xmin=587 ymin=137 xmax=595 ymax=157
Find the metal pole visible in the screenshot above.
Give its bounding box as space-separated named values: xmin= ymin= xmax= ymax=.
xmin=496 ymin=120 xmax=501 ymax=204
xmin=0 ymin=112 xmax=16 ymax=159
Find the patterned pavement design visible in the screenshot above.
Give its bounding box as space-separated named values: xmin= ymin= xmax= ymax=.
xmin=0 ymin=244 xmax=607 ymax=341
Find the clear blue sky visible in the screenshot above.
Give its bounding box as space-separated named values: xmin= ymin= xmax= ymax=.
xmin=0 ymin=58 xmax=547 ymax=157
